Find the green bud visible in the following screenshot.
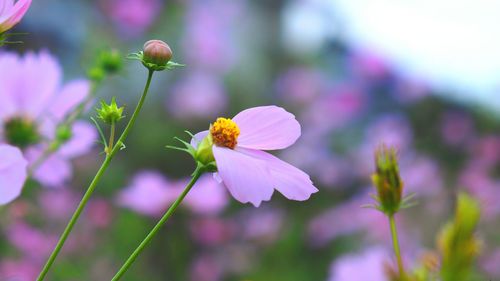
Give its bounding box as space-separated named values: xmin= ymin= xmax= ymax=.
xmin=371 ymin=145 xmax=403 ymax=215
xmin=438 ymin=192 xmax=481 ymax=281
xmin=98 ymin=49 xmax=123 ymax=74
xmin=195 ymin=134 xmax=215 ymax=166
xmin=96 ymin=97 xmax=124 ymax=124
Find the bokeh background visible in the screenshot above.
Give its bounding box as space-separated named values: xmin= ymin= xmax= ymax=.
xmin=2 ymin=0 xmax=500 ymax=280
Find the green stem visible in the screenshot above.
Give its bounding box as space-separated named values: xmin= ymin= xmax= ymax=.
xmin=107 ymin=121 xmax=116 ymax=154
xmin=36 ymin=69 xmax=155 ymax=281
xmin=389 ymin=215 xmax=405 ymax=277
xmin=110 ymin=166 xmax=205 ymax=281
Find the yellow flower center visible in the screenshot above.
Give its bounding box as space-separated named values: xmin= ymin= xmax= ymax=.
xmin=210 ymin=117 xmax=240 ymax=149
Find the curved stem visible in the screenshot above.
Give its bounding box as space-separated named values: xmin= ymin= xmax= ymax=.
xmin=110 ymin=166 xmax=204 ymax=281
xmin=36 ymin=70 xmax=155 ymax=281
xmin=389 ymin=215 xmax=405 ymax=277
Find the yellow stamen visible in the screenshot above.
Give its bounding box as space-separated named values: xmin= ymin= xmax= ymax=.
xmin=210 ymin=117 xmax=240 ymax=149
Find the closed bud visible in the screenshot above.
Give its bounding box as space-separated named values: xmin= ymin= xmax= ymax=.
xmin=99 ymin=49 xmax=122 ymax=74
xmin=371 ymin=145 xmax=403 ymax=215
xmin=195 ymin=133 xmax=215 ymax=166
xmin=142 ymin=40 xmax=173 ymax=71
xmin=97 ymin=97 xmax=124 ymax=124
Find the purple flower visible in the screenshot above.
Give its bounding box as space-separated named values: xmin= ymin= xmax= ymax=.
xmin=0 ymin=51 xmax=96 ymax=187
xmin=117 ymin=170 xmax=175 ymax=217
xmin=191 ymin=106 xmax=318 ymax=207
xmin=167 ymin=72 xmax=228 ymax=121
xmin=0 ymin=259 xmax=39 ymax=281
xmin=0 ymin=0 xmax=32 ymax=33
xmin=0 ymin=144 xmax=27 ymax=205
xmin=328 ymin=247 xmax=388 ymax=281
xmin=99 ymin=0 xmax=162 ymax=37
xmin=117 ymin=170 xmax=228 ymax=216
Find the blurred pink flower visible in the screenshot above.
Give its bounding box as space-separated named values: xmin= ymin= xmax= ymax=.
xmin=275 ymin=67 xmax=324 ymax=105
xmin=99 ymin=0 xmax=162 ymax=37
xmin=440 ymin=111 xmax=475 ymax=147
xmin=191 ymin=106 xmax=318 ymax=207
xmin=190 ymin=254 xmax=223 ymax=281
xmin=38 ymin=189 xmax=78 ymax=220
xmin=240 ymin=207 xmax=285 ymax=244
xmin=117 ymin=170 xmax=228 ymax=216
xmin=0 ymin=0 xmax=32 ymax=34
xmin=86 ymin=198 xmax=113 ymax=228
xmin=0 ymin=144 xmax=27 ymax=205
xmin=0 ymin=259 xmax=39 ymax=281
xmin=183 ymin=0 xmax=244 ymax=71
xmin=189 ymin=217 xmax=235 ymax=246
xmin=6 ymin=222 xmax=57 ymax=259
xmin=328 ymin=247 xmax=388 ymax=281
xmin=167 ymin=72 xmax=227 ymax=121
xmin=0 ymin=51 xmax=96 ymax=187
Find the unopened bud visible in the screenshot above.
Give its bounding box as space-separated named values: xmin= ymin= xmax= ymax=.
xmin=97 ymin=97 xmax=124 ymax=124
xmin=142 ymin=40 xmax=172 ymax=70
xmin=371 ymin=145 xmax=403 ymax=215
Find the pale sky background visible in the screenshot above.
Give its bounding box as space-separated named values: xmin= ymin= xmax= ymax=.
xmin=282 ymin=0 xmax=500 ymax=111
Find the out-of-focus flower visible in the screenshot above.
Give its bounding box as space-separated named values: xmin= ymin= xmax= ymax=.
xmin=182 ymin=0 xmax=244 ymax=72
xmin=6 ymin=222 xmax=57 ymax=259
xmin=0 ymin=0 xmax=32 ymax=34
xmin=275 ymin=67 xmax=324 ymax=105
xmin=0 ymin=144 xmax=27 ymax=205
xmin=99 ymin=0 xmax=162 ymax=38
xmin=0 ymin=259 xmax=39 ymax=281
xmin=117 ymin=170 xmax=175 ymax=217
xmin=191 ymin=106 xmax=318 ymax=207
xmin=0 ymin=51 xmax=96 ymax=187
xmin=328 ymin=247 xmax=388 ymax=281
xmin=117 ymin=170 xmax=228 ymax=216
xmin=86 ymin=198 xmax=113 ymax=228
xmin=167 ymin=72 xmax=227 ymax=121
xmin=190 ymin=254 xmax=224 ymax=281
xmin=440 ymin=111 xmax=475 ymax=147
xmin=481 ymin=249 xmax=500 ymax=278
xmin=240 ymin=207 xmax=285 ymax=244
xmin=189 ymin=217 xmax=235 ymax=246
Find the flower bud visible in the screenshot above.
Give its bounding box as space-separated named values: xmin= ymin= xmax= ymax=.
xmin=142 ymin=40 xmax=173 ymax=70
xmin=97 ymin=97 xmax=124 ymax=124
xmin=99 ymin=49 xmax=123 ymax=74
xmin=195 ymin=134 xmax=215 ymax=166
xmin=371 ymin=145 xmax=403 ymax=215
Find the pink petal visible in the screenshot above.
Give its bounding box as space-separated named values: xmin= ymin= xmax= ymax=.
xmin=57 ymin=121 xmax=97 ymax=158
xmin=0 ymin=144 xmax=27 ymax=205
xmin=238 ymin=148 xmax=318 ymax=201
xmin=0 ymin=52 xmax=22 ymax=120
xmin=18 ymin=51 xmax=62 ymax=117
xmin=233 ymin=106 xmax=301 ymax=150
xmin=212 ymin=145 xmax=274 ymax=207
xmin=30 ymin=152 xmax=71 ymax=188
xmin=48 ymin=79 xmax=90 ymax=121
xmin=190 ymin=130 xmax=209 ymax=148
xmin=0 ymin=0 xmax=31 ymax=33
xmin=0 ymin=1 xmax=15 ymax=15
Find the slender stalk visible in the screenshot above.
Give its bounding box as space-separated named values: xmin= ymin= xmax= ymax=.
xmin=107 ymin=121 xmax=116 ymax=154
xmin=110 ymin=166 xmax=205 ymax=281
xmin=36 ymin=70 xmax=155 ymax=281
xmin=389 ymin=215 xmax=405 ymax=277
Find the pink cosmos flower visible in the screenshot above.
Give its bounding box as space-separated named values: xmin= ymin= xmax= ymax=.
xmin=0 ymin=51 xmax=96 ymax=187
xmin=0 ymin=0 xmax=32 ymax=34
xmin=0 ymin=144 xmax=27 ymax=205
xmin=191 ymin=106 xmax=318 ymax=207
